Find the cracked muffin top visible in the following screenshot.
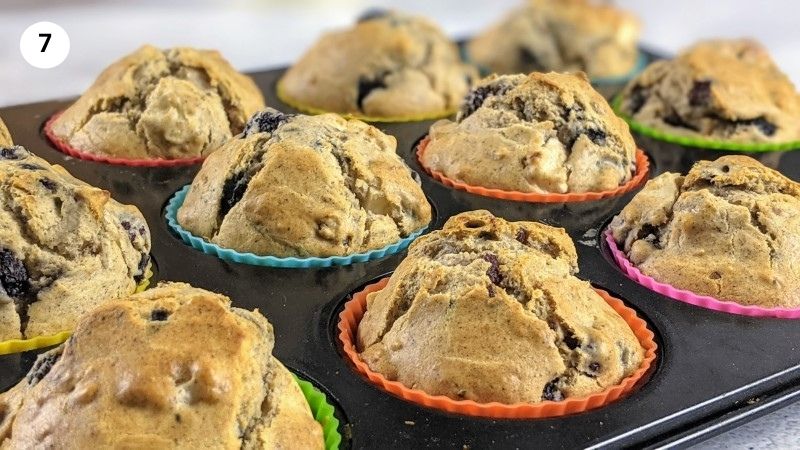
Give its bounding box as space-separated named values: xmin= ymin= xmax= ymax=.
xmin=619 ymin=39 xmax=800 ymax=143
xmin=49 ymin=45 xmax=265 ymax=160
xmin=467 ymin=0 xmax=640 ymax=79
xmin=278 ymin=10 xmax=477 ymax=119
xmin=178 ymin=108 xmax=431 ymax=257
xmin=0 ymin=117 xmax=11 ymax=147
xmin=358 ymin=210 xmax=645 ymax=404
xmin=420 ymin=72 xmax=637 ymax=193
xmin=0 ymin=145 xmax=150 ymax=341
xmin=610 ymin=156 xmax=800 ymax=308
xmin=0 ymin=283 xmax=324 ymax=449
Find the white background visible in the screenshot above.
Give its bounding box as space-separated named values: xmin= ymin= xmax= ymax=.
xmin=0 ymin=1 xmax=798 ymax=447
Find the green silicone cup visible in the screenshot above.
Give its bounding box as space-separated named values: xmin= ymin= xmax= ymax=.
xmin=295 ymin=375 xmax=342 ymax=450
xmin=612 ymin=95 xmax=800 ymax=153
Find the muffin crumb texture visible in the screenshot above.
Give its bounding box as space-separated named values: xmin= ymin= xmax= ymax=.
xmin=50 ymin=45 xmax=265 ymax=159
xmin=620 ymin=39 xmax=800 ymax=142
xmin=0 ymin=118 xmax=11 ymax=147
xmin=421 ymin=72 xmax=637 ymax=193
xmin=0 ymin=282 xmax=324 ymax=449
xmin=279 ymin=11 xmax=476 ymax=118
xmin=610 ymin=155 xmax=800 ymax=308
xmin=468 ymin=0 xmax=640 ymax=78
xmin=358 ymin=210 xmax=644 ymax=404
xmin=0 ymin=146 xmax=150 ymax=340
xmin=178 ymin=108 xmax=431 ymax=257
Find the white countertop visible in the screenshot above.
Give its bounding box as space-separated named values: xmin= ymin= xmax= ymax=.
xmin=0 ymin=1 xmax=797 ymax=447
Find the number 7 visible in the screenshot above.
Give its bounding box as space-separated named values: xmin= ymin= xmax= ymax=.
xmin=39 ymin=33 xmax=51 ymax=52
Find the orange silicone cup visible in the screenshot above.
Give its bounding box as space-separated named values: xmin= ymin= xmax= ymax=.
xmin=338 ymin=277 xmax=658 ymax=419
xmin=44 ymin=112 xmax=205 ymax=167
xmin=416 ymin=137 xmax=650 ymax=203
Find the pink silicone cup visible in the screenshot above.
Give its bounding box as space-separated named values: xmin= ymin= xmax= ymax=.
xmin=604 ymin=230 xmax=800 ymax=319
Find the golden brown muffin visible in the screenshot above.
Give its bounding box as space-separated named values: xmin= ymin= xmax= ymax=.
xmin=0 ymin=282 xmax=324 ymax=449
xmin=468 ymin=0 xmax=640 ymax=78
xmin=49 ymin=45 xmax=265 ymax=159
xmin=278 ymin=10 xmax=476 ymax=119
xmin=0 ymin=146 xmax=150 ymax=340
xmin=0 ymin=118 xmax=11 ymax=147
xmin=358 ymin=210 xmax=644 ymax=403
xmin=178 ymin=108 xmax=431 ymax=257
xmin=421 ymin=72 xmax=637 ymax=193
xmin=610 ymin=156 xmax=800 ymax=308
xmin=619 ymin=39 xmax=800 ymax=142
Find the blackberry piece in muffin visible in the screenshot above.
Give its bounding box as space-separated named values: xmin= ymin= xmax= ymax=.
xmin=619 ymin=39 xmax=800 ymax=143
xmin=0 ymin=283 xmax=324 ymax=449
xmin=610 ymin=155 xmax=800 ymax=308
xmin=278 ymin=11 xmax=477 ymax=119
xmin=49 ymin=45 xmax=265 ymax=160
xmin=420 ymin=72 xmax=637 ymax=193
xmin=468 ymin=0 xmax=641 ymax=78
xmin=177 ymin=108 xmax=431 ymax=257
xmin=358 ymin=210 xmax=645 ymax=403
xmin=0 ymin=146 xmax=150 ymax=340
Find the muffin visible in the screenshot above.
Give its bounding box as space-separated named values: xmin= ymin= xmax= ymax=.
xmin=609 ymin=155 xmax=800 ymax=308
xmin=49 ymin=45 xmax=265 ymax=160
xmin=0 ymin=145 xmax=150 ymax=340
xmin=420 ymin=72 xmax=637 ymax=193
xmin=618 ymin=39 xmax=800 ymax=143
xmin=0 ymin=117 xmax=11 ymax=147
xmin=0 ymin=283 xmax=324 ymax=449
xmin=278 ymin=10 xmax=476 ymax=120
xmin=468 ymin=0 xmax=640 ymax=79
xmin=177 ymin=108 xmax=431 ymax=258
xmin=358 ymin=210 xmax=645 ymax=404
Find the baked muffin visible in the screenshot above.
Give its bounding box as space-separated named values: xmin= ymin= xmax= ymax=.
xmin=49 ymin=45 xmax=265 ymax=160
xmin=178 ymin=108 xmax=431 ymax=257
xmin=278 ymin=10 xmax=476 ymax=119
xmin=468 ymin=0 xmax=640 ymax=79
xmin=619 ymin=39 xmax=800 ymax=143
xmin=358 ymin=210 xmax=645 ymax=404
xmin=0 ymin=117 xmax=11 ymax=147
xmin=610 ymin=156 xmax=800 ymax=308
xmin=0 ymin=145 xmax=150 ymax=340
xmin=0 ymin=283 xmax=324 ymax=449
xmin=420 ymin=72 xmax=637 ymax=193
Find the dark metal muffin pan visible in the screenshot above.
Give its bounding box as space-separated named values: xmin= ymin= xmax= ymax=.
xmin=1 ymin=55 xmax=800 ymax=448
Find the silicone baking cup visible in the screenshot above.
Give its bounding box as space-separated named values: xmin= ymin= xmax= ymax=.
xmin=416 ymin=137 xmax=650 ymax=203
xmin=275 ymin=79 xmax=457 ymax=123
xmin=165 ymin=185 xmax=427 ymax=268
xmin=294 ymin=375 xmax=343 ymax=450
xmin=604 ymin=231 xmax=800 ymax=319
xmin=611 ymin=97 xmax=800 ymax=152
xmin=44 ymin=112 xmax=206 ymax=167
xmin=0 ymin=263 xmax=153 ymax=355
xmin=338 ymin=277 xmax=658 ymax=419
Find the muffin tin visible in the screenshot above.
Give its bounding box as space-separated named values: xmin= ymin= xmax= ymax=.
xmin=1 ymin=51 xmax=800 ymax=448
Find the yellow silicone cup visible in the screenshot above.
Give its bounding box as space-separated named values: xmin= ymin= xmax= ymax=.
xmin=275 ymin=78 xmax=458 ymax=123
xmin=0 ymin=262 xmax=153 ymax=355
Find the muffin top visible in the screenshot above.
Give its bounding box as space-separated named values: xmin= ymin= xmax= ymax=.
xmin=0 ymin=283 xmax=323 ymax=449
xmin=420 ymin=72 xmax=637 ymax=193
xmin=468 ymin=0 xmax=640 ymax=78
xmin=178 ymin=108 xmax=431 ymax=257
xmin=610 ymin=155 xmax=800 ymax=308
xmin=0 ymin=146 xmax=150 ymax=340
xmin=358 ymin=210 xmax=644 ymax=404
xmin=619 ymin=39 xmax=800 ymax=143
xmin=278 ymin=10 xmax=476 ymax=119
xmin=0 ymin=117 xmax=11 ymax=147
xmin=50 ymin=45 xmax=265 ymax=159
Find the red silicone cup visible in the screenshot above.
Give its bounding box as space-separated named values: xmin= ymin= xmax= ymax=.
xmin=44 ymin=112 xmax=205 ymax=167
xmin=605 ymin=230 xmax=800 ymax=319
xmin=338 ymin=277 xmax=658 ymax=419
